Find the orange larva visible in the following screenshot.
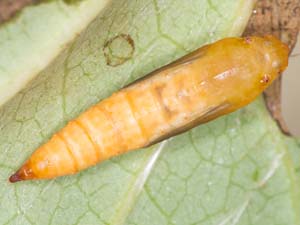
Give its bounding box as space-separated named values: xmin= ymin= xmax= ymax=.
xmin=9 ymin=35 xmax=289 ymax=182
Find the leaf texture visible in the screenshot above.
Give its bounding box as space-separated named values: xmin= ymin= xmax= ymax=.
xmin=0 ymin=0 xmax=111 ymax=106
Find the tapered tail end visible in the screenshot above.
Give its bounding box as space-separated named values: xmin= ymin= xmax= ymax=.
xmin=9 ymin=172 xmax=23 ymax=183
xmin=9 ymin=163 xmax=34 ymax=183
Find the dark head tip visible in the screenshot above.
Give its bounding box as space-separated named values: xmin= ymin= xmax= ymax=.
xmin=9 ymin=172 xmax=22 ymax=183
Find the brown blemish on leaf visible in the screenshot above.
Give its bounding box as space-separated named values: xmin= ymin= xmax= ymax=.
xmin=244 ymin=0 xmax=300 ymax=136
xmin=103 ymin=34 xmax=135 ymax=67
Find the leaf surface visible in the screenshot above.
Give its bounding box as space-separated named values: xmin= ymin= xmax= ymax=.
xmin=285 ymin=136 xmax=300 ymax=186
xmin=0 ymin=0 xmax=111 ymax=106
xmin=0 ymin=0 xmax=299 ymax=225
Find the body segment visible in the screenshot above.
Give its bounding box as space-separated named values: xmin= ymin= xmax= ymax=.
xmin=9 ymin=36 xmax=289 ymax=182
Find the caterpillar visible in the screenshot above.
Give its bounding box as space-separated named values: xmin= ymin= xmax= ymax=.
xmin=9 ymin=35 xmax=289 ymax=182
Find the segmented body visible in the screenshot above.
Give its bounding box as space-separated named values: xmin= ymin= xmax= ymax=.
xmin=9 ymin=36 xmax=289 ymax=182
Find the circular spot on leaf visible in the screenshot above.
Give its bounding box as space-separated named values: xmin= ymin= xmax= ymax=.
xmin=103 ymin=34 xmax=135 ymax=67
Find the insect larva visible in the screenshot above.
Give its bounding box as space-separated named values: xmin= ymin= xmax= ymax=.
xmin=9 ymin=35 xmax=289 ymax=182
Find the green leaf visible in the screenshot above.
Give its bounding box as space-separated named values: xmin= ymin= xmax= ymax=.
xmin=0 ymin=0 xmax=299 ymax=225
xmin=284 ymin=136 xmax=300 ymax=187
xmin=0 ymin=0 xmax=111 ymax=106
